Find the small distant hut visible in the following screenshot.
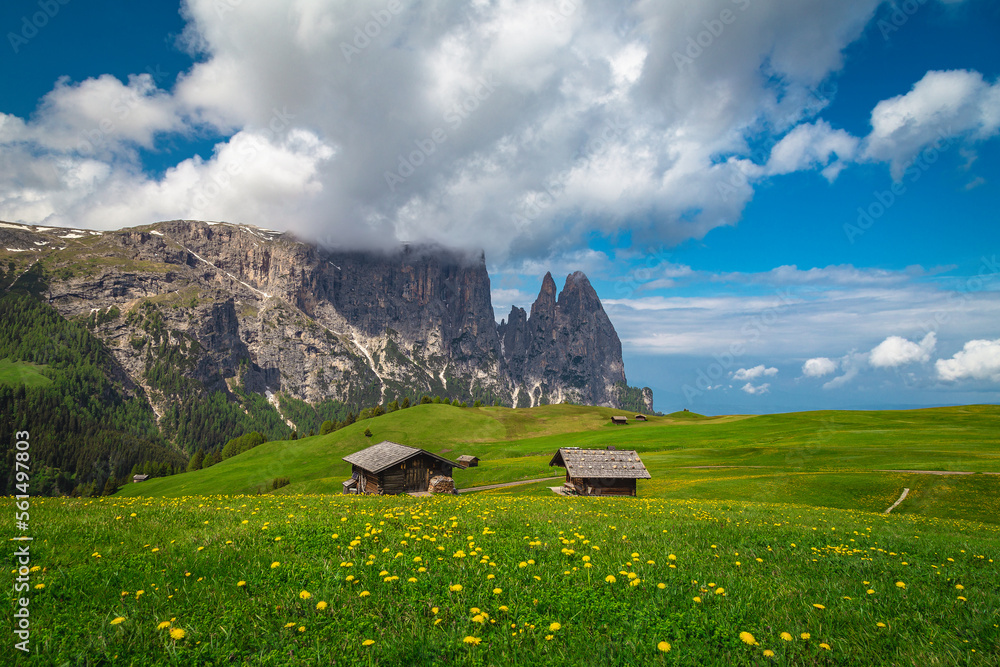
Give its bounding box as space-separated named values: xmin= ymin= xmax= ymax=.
xmin=634 ymin=414 xmax=648 ymax=421
xmin=457 ymin=455 xmax=479 ymax=468
xmin=132 ymin=474 xmax=149 ymax=483
xmin=549 ymin=447 xmax=651 ymax=497
xmin=342 ymin=441 xmax=460 ymax=495
xmin=611 ymin=416 xmax=628 ymax=425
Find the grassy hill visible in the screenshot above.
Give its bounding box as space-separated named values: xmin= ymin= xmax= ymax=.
xmin=119 ymin=403 xmax=1000 ymax=524
xmin=13 ymin=403 xmax=1000 ymax=664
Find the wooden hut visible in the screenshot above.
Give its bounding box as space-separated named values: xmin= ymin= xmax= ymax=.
xmin=132 ymin=474 xmax=149 ymax=483
xmin=457 ymin=455 xmax=479 ymax=468
xmin=343 ymin=441 xmax=460 ymax=495
xmin=549 ymin=447 xmax=651 ymax=497
xmin=634 ymin=414 xmax=648 ymax=421
xmin=611 ymin=416 xmax=628 ymax=425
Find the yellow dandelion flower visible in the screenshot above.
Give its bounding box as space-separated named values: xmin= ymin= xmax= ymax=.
xmin=955 ymin=584 xmax=964 ymax=590
xmin=657 ymin=583 xmax=666 ymax=590
xmin=800 ymin=633 xmax=810 ymax=640
xmin=463 ymin=636 xmax=481 ymax=645
xmin=284 ymin=622 xmax=296 ymax=628
xmin=895 ymin=581 xmax=905 ymax=589
xmin=693 ymin=596 xmax=702 ymax=603
xmin=493 ymin=588 xmax=502 ymax=594
xmin=110 ymin=617 xmax=125 ymax=625
xmin=169 ymin=628 xmax=186 ymax=640
xmin=876 ymin=622 xmax=886 ymax=628
xmin=472 ymin=614 xmax=485 ymax=624
xmin=715 ymin=587 xmax=725 ymax=595
xmin=270 ymin=562 xmax=280 ymax=569
xmin=34 ymin=583 xmax=44 ymax=590
xmin=867 ymin=589 xmax=875 ymax=594
xmin=431 ymin=607 xmax=439 ymax=615
xmin=362 ymin=639 xmax=375 ymax=646
xmin=958 ymin=596 xmax=967 ymax=601
xmin=657 ymin=641 xmax=671 ymax=652
xmin=359 ymin=590 xmax=370 ymax=598
xmin=819 ymin=643 xmax=831 ymax=650
xmin=739 ymin=631 xmax=757 ymax=646
xmin=763 ymin=649 xmax=775 ymax=657
xmin=499 ymin=605 xmax=508 ymax=612
xmin=813 ymin=604 xmax=825 ymax=609
xmin=408 ymin=577 xmax=418 ymax=583
xmin=549 ymin=622 xmax=561 ymax=632
xmin=299 ymin=590 xmax=311 ymax=600
xmin=780 ymin=632 xmax=792 ymax=641
xmin=449 ymin=584 xmax=462 ymax=592
xmin=605 ymin=575 xmax=616 ymax=584
xmin=316 ymin=601 xmax=328 ymax=611
xmin=237 ymin=581 xmax=246 ymax=587
xmin=545 ymin=634 xmax=554 ymax=641
xmin=157 ymin=621 xmax=171 ymax=630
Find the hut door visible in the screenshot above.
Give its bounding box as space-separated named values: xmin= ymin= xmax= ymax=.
xmin=405 ymin=460 xmax=426 ymax=491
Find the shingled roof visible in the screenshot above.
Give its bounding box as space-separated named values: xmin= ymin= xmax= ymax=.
xmin=549 ymin=448 xmax=651 ymax=479
xmin=343 ymin=441 xmax=457 ymax=474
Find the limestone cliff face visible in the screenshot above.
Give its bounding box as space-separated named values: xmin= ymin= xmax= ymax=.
xmin=499 ymin=271 xmax=626 ymax=408
xmin=0 ymin=219 xmax=650 ymax=417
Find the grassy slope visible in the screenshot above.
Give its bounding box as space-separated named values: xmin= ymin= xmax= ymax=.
xmin=0 ymin=357 xmax=52 ymax=388
xmin=119 ymin=403 xmax=1000 ymax=524
xmin=10 ymin=493 xmax=999 ymax=665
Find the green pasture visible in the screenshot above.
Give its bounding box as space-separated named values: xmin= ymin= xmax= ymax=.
xmin=118 ymin=403 xmax=1000 ymax=526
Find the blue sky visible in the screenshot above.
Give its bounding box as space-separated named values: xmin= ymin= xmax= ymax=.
xmin=1 ymin=0 xmax=998 ymax=413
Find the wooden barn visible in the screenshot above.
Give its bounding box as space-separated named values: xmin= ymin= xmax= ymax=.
xmin=611 ymin=416 xmax=628 ymax=425
xmin=549 ymin=447 xmax=651 ymax=497
xmin=132 ymin=474 xmax=149 ymax=483
xmin=457 ymin=455 xmax=479 ymax=468
xmin=342 ymin=441 xmax=460 ymax=495
xmin=634 ymin=414 xmax=648 ymax=421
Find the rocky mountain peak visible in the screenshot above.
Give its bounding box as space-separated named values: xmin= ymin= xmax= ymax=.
xmin=1 ymin=219 xmax=652 ymax=415
xmin=531 ymin=271 xmax=558 ymax=317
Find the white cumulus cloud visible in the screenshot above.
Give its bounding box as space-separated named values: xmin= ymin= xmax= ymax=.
xmin=863 ymin=69 xmax=1000 ymax=179
xmin=935 ymin=339 xmax=1000 ymax=382
xmin=740 ymin=382 xmax=770 ymax=395
xmin=802 ymin=357 xmax=837 ymax=377
xmin=732 ymin=365 xmax=778 ymax=381
xmin=868 ymin=332 xmax=936 ymax=368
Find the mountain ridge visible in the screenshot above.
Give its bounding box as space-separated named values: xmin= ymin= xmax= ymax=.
xmin=1 ymin=219 xmax=653 ymax=432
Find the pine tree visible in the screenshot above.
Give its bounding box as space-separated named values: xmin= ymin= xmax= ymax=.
xmin=187 ymin=449 xmax=204 ymax=472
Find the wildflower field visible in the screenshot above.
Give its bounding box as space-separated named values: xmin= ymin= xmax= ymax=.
xmin=5 ymin=493 xmax=998 ymax=665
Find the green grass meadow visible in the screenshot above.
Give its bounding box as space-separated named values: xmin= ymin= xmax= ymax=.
xmin=5 ymin=403 xmax=1000 ymax=664
xmin=0 ymin=359 xmax=52 ymax=389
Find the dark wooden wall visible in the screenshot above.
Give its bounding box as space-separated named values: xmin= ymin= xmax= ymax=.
xmin=570 ymin=477 xmax=637 ymax=497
